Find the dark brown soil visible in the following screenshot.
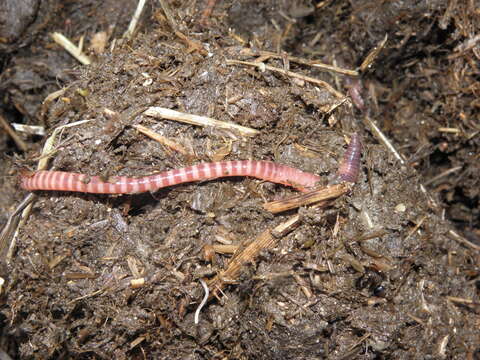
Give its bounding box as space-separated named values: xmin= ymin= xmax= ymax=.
xmin=0 ymin=1 xmax=479 ymax=359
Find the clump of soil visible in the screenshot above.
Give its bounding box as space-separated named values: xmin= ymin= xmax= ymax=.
xmin=0 ymin=1 xmax=478 ymax=359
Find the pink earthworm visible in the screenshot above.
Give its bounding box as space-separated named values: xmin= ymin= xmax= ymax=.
xmin=20 ymin=160 xmax=322 ymax=194
xmin=337 ymin=133 xmax=362 ymax=183
xmin=21 ymin=137 xmax=362 ymax=194
xmin=347 ymin=80 xmax=365 ymax=112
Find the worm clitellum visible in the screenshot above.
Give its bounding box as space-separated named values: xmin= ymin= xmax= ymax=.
xmin=21 ymin=136 xmax=362 ymax=194
xmin=337 ymin=133 xmax=362 ymax=183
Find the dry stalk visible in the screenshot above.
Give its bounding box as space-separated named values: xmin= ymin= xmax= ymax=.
xmin=448 ymin=229 xmax=480 ymax=251
xmin=11 ymin=123 xmax=45 ymax=136
xmin=158 ymin=0 xmax=206 ymax=55
xmin=51 ymin=32 xmax=91 ymax=65
xmin=123 ymin=0 xmax=147 ymax=40
xmin=424 ymin=166 xmax=462 ymax=186
xmin=143 ymin=106 xmax=260 ymax=137
xmin=3 ymin=120 xmax=92 ymax=263
xmin=238 ymin=48 xmax=358 ymax=76
xmin=213 ymin=244 xmax=239 ymax=254
xmin=133 ymin=124 xmax=192 ymax=156
xmin=0 ymin=113 xmax=28 ymax=152
xmin=39 ymin=88 xmax=66 ymax=121
xmin=359 ymin=34 xmax=388 ymax=72
xmin=208 ymin=214 xmax=301 ymax=298
xmin=363 ymin=116 xmax=405 ymax=165
xmin=225 ymin=59 xmax=346 ymax=99
xmin=263 ymin=183 xmax=350 ymax=213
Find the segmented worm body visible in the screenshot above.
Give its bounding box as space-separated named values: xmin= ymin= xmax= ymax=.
xmin=21 ymin=160 xmax=322 ymax=194
xmin=21 ymin=135 xmax=362 ymax=194
xmin=337 ymin=133 xmax=362 ymax=183
xmin=346 ymin=79 xmax=365 ymax=112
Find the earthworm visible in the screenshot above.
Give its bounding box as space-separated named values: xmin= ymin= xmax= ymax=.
xmin=337 ymin=133 xmax=362 ymax=183
xmin=21 ymin=136 xmax=362 ymax=194
xmin=20 ymin=160 xmax=322 ymax=194
xmin=346 ymin=78 xmax=365 ymax=112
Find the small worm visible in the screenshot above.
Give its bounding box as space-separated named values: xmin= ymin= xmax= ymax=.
xmin=337 ymin=133 xmax=362 ymax=183
xmin=20 ymin=160 xmax=322 ymax=194
xmin=346 ymin=79 xmax=365 ymax=112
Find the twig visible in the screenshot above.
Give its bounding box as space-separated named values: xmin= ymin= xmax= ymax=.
xmin=39 ymin=87 xmax=67 ymax=121
xmin=0 ymin=194 xmax=36 ymax=261
xmin=194 ymin=279 xmax=209 ymax=325
xmin=238 ymin=48 xmax=358 ymax=76
xmin=446 ymin=296 xmax=480 ymax=312
xmin=424 ymin=166 xmax=462 ymax=186
xmin=438 ymin=127 xmax=460 ymax=134
xmin=143 ymin=106 xmax=260 ymax=137
xmin=11 ymin=123 xmax=45 ymax=136
xmin=51 ymin=32 xmax=91 ymax=65
xmin=270 ymin=214 xmax=301 ymax=237
xmin=448 ymin=229 xmax=480 ymax=251
xmin=38 ymin=120 xmax=92 ymax=170
xmin=213 ymin=244 xmax=239 ymax=254
xmin=4 ymin=120 xmax=92 ymax=263
xmin=359 ymin=34 xmax=388 ymax=72
xmin=447 ymin=296 xmax=479 ymax=306
xmin=403 ymin=215 xmax=427 ymax=241
xmin=339 ymin=333 xmax=372 ymax=359
xmin=173 ymin=30 xmax=207 ymax=54
xmin=263 ymin=183 xmax=350 ymax=214
xmin=69 ymin=288 xmax=105 ymax=304
xmin=316 ymin=0 xmax=334 ymax=9
xmin=448 ymin=34 xmax=480 ymax=59
xmin=363 ymin=116 xmax=405 ymax=165
xmin=419 ymin=183 xmax=441 ymax=210
xmin=293 ymin=273 xmax=312 ymax=299
xmin=130 ymin=336 xmax=146 ymax=350
xmin=158 ymin=0 xmax=178 ymax=28
xmin=279 ymin=291 xmax=314 ymax=315
xmin=350 ymin=229 xmax=389 ymax=243
xmin=123 ymin=0 xmax=146 ymax=40
xmin=133 ymin=124 xmax=192 ymax=156
xmin=362 ymin=116 xmax=443 ymax=215
xmin=226 ymin=59 xmax=346 ymax=99
xmin=208 ymin=214 xmax=301 ymax=298
xmin=0 ymin=113 xmax=28 ymax=151
xmin=158 ymin=0 xmax=206 ymax=55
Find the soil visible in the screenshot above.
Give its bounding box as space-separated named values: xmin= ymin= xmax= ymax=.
xmin=0 ymin=0 xmax=479 ymax=359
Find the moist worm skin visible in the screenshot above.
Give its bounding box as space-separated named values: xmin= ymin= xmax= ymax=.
xmin=20 ymin=160 xmax=322 ymax=194
xmin=337 ymin=133 xmax=362 ymax=183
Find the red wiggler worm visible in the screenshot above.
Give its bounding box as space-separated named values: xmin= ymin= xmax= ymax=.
xmin=21 ymin=135 xmax=361 ymax=194
xmin=21 ymin=160 xmax=322 ymax=194
xmin=337 ymin=133 xmax=362 ymax=183
xmin=346 ymin=79 xmax=365 ymax=112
